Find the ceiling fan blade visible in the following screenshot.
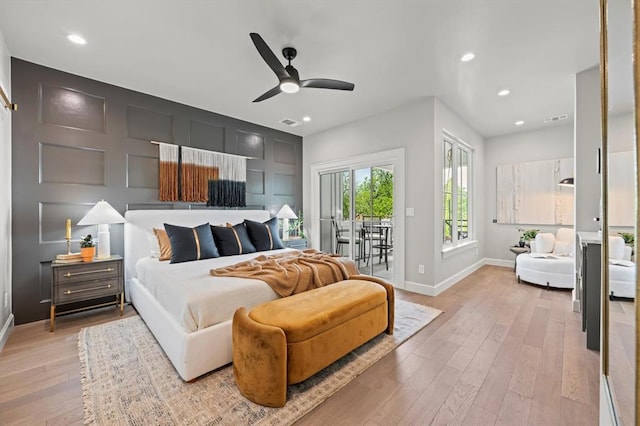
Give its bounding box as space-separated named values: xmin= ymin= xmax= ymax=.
xmin=300 ymin=79 xmax=355 ymax=91
xmin=250 ymin=33 xmax=289 ymax=81
xmin=253 ymin=85 xmax=282 ymax=102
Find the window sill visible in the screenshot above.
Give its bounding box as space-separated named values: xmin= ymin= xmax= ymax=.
xmin=442 ymin=240 xmax=478 ymax=259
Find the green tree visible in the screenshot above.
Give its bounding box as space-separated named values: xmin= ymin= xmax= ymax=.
xmin=355 ymin=169 xmax=394 ymax=219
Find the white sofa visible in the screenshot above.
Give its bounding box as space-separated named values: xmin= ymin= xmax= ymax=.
xmin=608 ymin=236 xmax=635 ymax=299
xmin=516 ymin=228 xmax=575 ymax=289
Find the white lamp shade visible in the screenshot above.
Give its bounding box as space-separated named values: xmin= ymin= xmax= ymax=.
xmin=77 ymin=200 xmax=125 ymax=259
xmin=77 ymin=200 xmax=125 ymax=225
xmin=276 ymin=204 xmax=298 ymax=219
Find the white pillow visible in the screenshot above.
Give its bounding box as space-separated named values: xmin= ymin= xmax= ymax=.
xmin=553 ymin=241 xmax=573 ymax=256
xmin=147 ymin=232 xmax=161 ymax=258
xmin=534 ymin=233 xmax=555 ymax=253
xmin=609 ymin=236 xmax=625 ymax=260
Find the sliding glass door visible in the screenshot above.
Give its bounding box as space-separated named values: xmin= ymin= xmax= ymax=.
xmin=319 ymin=165 xmax=394 ymax=279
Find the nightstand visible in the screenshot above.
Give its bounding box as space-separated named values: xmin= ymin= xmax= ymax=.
xmin=50 ymin=255 xmax=124 ymax=332
xmin=283 ymin=238 xmax=308 ymax=250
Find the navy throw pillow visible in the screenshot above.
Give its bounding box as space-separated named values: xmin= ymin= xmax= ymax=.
xmin=164 ymin=223 xmax=219 ymax=263
xmin=210 ymin=223 xmax=257 ymax=256
xmin=244 ymin=217 xmax=284 ymax=251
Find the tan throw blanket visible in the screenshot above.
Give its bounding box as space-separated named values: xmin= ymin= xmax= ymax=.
xmin=210 ymin=249 xmax=359 ymax=296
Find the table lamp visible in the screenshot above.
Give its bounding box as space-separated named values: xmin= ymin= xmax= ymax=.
xmin=276 ymin=204 xmax=297 ymax=241
xmin=77 ymin=200 xmax=125 ymax=259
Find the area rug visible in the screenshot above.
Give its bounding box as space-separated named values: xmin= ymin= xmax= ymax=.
xmin=79 ymin=300 xmax=441 ymax=425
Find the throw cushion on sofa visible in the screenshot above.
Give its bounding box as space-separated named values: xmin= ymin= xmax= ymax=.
xmin=534 ymin=233 xmax=556 ymax=253
xmin=609 ymin=236 xmax=626 ymax=260
xmin=553 ymin=241 xmax=573 ymax=256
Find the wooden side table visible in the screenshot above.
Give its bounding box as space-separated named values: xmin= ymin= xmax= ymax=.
xmin=509 ymin=246 xmax=529 ymax=272
xmin=50 ymin=255 xmax=124 ymax=332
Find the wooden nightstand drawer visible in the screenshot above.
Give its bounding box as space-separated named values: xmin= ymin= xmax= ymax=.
xmin=53 ymin=260 xmax=121 ymax=284
xmin=50 ymin=255 xmax=124 ymax=332
xmin=55 ymin=278 xmax=122 ymax=304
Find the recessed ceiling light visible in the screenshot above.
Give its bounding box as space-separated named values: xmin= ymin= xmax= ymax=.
xmin=67 ymin=34 xmax=86 ymax=45
xmin=460 ymin=52 xmax=475 ymax=62
xmin=498 ymin=89 xmax=510 ymax=96
xmin=515 ymin=120 xmax=525 ymax=126
xmin=302 ymin=116 xmax=311 ymax=122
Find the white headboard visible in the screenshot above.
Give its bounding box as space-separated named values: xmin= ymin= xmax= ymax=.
xmin=124 ymin=209 xmax=271 ymax=291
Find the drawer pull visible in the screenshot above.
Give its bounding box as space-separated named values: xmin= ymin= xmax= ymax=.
xmin=64 ymin=267 xmax=115 ymax=277
xmin=64 ymin=284 xmax=112 ymax=295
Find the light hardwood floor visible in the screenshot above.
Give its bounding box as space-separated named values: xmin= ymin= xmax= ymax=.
xmin=0 ymin=265 xmax=599 ymax=425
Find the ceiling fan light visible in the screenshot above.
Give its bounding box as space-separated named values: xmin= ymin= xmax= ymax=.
xmin=280 ymin=80 xmax=299 ymax=94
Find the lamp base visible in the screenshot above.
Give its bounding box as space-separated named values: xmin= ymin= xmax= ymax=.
xmin=282 ymin=218 xmax=290 ymax=241
xmin=97 ymin=224 xmax=111 ymax=259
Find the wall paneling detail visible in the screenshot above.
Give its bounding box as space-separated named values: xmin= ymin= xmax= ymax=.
xmin=39 ymin=143 xmax=106 ymax=185
xmin=40 ymin=84 xmax=106 ymax=133
xmin=12 ymin=59 xmax=302 ymax=324
xmin=127 ymin=105 xmax=174 ymax=142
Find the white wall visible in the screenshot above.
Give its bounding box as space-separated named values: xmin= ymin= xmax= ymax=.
xmin=304 ymin=98 xmax=435 ymax=285
xmin=304 ymin=97 xmax=486 ymax=295
xmin=484 ymin=124 xmax=574 ymax=261
xmin=575 ymin=66 xmax=601 ymax=234
xmin=608 ymin=111 xmax=635 ymax=231
xmin=609 ymin=111 xmax=634 ymax=152
xmin=0 ymin=28 xmax=12 ymax=350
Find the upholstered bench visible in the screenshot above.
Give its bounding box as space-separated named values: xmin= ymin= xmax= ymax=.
xmin=232 ymin=277 xmax=394 ymax=407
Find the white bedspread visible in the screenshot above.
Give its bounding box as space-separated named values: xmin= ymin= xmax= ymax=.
xmin=135 ymin=249 xmax=297 ymax=332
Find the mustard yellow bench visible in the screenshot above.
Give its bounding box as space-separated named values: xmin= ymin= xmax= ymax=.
xmin=232 ymin=277 xmax=395 ymax=407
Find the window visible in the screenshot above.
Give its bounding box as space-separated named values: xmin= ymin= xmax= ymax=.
xmin=442 ymin=132 xmax=472 ymax=247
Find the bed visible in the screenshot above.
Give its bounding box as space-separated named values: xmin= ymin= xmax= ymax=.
xmin=124 ymin=209 xmax=298 ymax=381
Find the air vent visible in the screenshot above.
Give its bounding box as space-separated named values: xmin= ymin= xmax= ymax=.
xmin=544 ymin=114 xmax=568 ymax=123
xmin=279 ymin=118 xmax=301 ymax=127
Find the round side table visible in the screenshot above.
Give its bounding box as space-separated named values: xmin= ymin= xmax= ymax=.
xmin=509 ymin=246 xmax=530 ymax=272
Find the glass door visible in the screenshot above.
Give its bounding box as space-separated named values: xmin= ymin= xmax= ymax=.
xmin=319 ymin=165 xmax=394 ymax=279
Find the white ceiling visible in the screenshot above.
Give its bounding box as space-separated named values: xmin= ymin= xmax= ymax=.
xmin=0 ymin=0 xmax=633 ymax=138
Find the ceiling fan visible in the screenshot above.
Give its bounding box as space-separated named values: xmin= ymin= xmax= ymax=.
xmin=250 ymin=33 xmax=355 ymax=103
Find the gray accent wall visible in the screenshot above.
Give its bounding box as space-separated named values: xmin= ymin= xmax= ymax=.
xmin=11 ymin=58 xmax=303 ymax=325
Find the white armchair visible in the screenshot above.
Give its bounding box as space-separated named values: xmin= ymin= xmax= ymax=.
xmin=516 ymin=228 xmax=575 ymax=289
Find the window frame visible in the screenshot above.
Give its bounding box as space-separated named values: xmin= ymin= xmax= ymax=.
xmin=442 ymin=131 xmax=474 ymax=252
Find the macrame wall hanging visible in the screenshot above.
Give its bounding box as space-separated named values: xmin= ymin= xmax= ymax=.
xmin=155 ymin=142 xmax=247 ymax=207
xmin=207 ymin=153 xmax=246 ymax=207
xmin=158 ymin=143 xmax=179 ymax=201
xmin=181 ymin=146 xmax=219 ymax=202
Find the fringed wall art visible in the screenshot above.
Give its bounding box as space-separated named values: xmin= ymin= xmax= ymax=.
xmin=207 ymin=153 xmax=246 ymax=207
xmin=152 ymin=141 xmax=247 ymax=207
xmin=158 ymin=142 xmax=179 ymax=201
xmin=181 ymin=147 xmax=219 ymax=202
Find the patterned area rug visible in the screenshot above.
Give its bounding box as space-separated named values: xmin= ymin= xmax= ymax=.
xmin=79 ymin=300 xmax=441 ymax=425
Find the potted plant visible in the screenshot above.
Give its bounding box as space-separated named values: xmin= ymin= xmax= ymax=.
xmin=517 ymin=228 xmax=539 ymax=247
xmin=80 ymin=234 xmax=96 ymax=262
xmin=619 ymin=232 xmax=634 ymax=246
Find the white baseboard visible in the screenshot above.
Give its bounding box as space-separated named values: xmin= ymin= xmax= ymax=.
xmin=433 ymin=259 xmax=486 ymax=295
xmin=405 ymin=259 xmax=488 ymax=297
xmin=405 ymin=280 xmax=437 ymax=296
xmin=484 ymin=258 xmax=514 ymax=268
xmin=0 ymin=313 xmax=14 ymax=352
